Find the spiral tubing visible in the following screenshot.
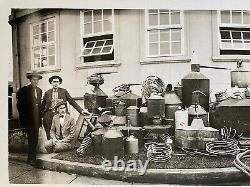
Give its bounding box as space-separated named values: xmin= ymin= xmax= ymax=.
xmin=234 ymin=149 xmax=250 ymax=178
xmin=145 ymin=142 xmax=172 ymax=163
xmin=76 ymin=135 xmax=92 ymax=156
xmin=142 ymin=75 xmax=165 ymax=100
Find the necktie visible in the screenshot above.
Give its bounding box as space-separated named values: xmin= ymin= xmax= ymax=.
xmin=59 ymin=115 xmax=64 ymax=140
xmin=59 ymin=125 xmax=63 ymax=140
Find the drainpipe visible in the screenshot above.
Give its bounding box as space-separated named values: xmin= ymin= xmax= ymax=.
xmin=8 ymin=10 xmax=21 ymax=119
xmin=8 ymin=9 xmax=21 ymax=92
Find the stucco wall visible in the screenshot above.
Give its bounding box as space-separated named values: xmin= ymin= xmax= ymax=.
xmin=16 ymin=9 xmax=250 ymax=102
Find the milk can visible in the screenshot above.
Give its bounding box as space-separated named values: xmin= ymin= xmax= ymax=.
xmin=91 ymin=128 xmax=108 ymax=155
xmin=125 ymin=135 xmax=139 ymax=154
xmin=115 ymin=101 xmax=126 ymax=116
xmin=126 ymin=106 xmax=140 ymax=127
xmin=102 ymin=127 xmax=124 ymax=159
xmin=147 ymin=94 xmax=165 ymax=119
xmin=164 ymin=89 xmax=182 ymax=120
xmin=175 ymin=107 xmax=188 ymax=129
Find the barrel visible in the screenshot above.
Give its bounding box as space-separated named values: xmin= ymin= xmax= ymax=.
xmin=126 ymin=106 xmax=140 ymax=127
xmin=125 ymin=135 xmax=139 ymax=154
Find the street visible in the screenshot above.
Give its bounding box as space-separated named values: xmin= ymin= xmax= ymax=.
xmin=9 ymin=160 xmax=250 ymax=185
xmin=9 ymin=160 xmax=131 ymax=184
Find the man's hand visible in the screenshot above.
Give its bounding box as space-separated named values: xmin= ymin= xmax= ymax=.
xmin=81 ymin=109 xmax=91 ymax=116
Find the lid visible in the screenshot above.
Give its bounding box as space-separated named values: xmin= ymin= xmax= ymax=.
xmin=126 ymin=135 xmax=138 ymax=141
xmin=120 ymin=92 xmax=141 ymax=99
xmin=164 ymin=91 xmax=182 ymax=104
xmin=148 ymin=93 xmax=164 ymax=100
xmin=97 ymin=113 xmax=112 ymax=123
xmin=92 ymin=128 xmax=107 ymax=136
xmin=104 ymin=127 xmax=124 ymax=138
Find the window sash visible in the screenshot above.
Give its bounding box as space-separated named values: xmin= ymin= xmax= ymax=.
xmin=218 ymin=10 xmax=250 ymax=52
xmin=31 ymin=18 xmax=56 ymax=69
xmin=146 ymin=9 xmax=184 ymax=57
xmin=82 ymin=38 xmax=114 ymax=57
xmin=82 ymin=9 xmax=114 ymax=37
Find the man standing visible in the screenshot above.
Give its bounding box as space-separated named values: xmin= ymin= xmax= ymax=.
xmin=42 ymin=75 xmax=90 ymax=139
xmin=16 ymin=71 xmax=43 ymax=166
xmin=45 ymin=101 xmax=76 ymax=153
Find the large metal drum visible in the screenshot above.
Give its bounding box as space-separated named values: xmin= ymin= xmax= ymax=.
xmin=164 ymin=91 xmax=182 ymax=120
xmin=126 ymin=106 xmax=140 ymax=127
xmin=147 ymin=94 xmax=165 ymax=119
xmin=91 ymin=128 xmax=108 ymax=155
xmin=182 ymin=64 xmax=210 ymax=111
xmin=102 ymin=128 xmax=124 ymax=159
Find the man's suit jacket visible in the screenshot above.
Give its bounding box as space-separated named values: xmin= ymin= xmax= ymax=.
xmin=16 ymin=84 xmax=42 ymax=129
xmin=41 ymin=87 xmax=83 ymax=114
xmin=50 ymin=114 xmax=76 ymax=144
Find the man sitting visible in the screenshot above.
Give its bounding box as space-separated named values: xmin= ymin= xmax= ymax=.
xmin=45 ymin=100 xmax=76 ymax=153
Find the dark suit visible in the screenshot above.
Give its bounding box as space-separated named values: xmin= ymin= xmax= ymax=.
xmin=16 ymin=84 xmax=42 ymax=160
xmin=41 ymin=87 xmax=83 ymax=139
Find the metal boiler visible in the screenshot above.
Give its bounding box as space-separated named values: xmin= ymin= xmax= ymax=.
xmin=164 ymin=86 xmax=182 ymax=120
xmin=188 ymin=91 xmax=208 ymax=126
xmin=102 ymin=127 xmax=124 ymax=159
xmin=84 ymin=72 xmax=114 ymax=114
xmin=182 ymin=64 xmax=210 ymax=111
xmin=126 ymin=106 xmax=140 ymax=127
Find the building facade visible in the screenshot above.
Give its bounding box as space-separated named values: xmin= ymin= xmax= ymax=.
xmin=9 ymin=9 xmax=250 ymax=118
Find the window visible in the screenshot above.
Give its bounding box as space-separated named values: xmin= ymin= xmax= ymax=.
xmin=31 ymin=18 xmax=56 ymax=69
xmin=80 ymin=9 xmax=114 ymax=63
xmin=218 ymin=10 xmax=250 ymax=55
xmin=145 ymin=9 xmax=184 ymax=57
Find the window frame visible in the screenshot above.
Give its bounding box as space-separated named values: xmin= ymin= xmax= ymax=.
xmin=30 ymin=17 xmax=58 ymax=71
xmin=145 ymin=9 xmax=185 ymax=58
xmin=79 ymin=9 xmax=119 ymax=66
xmin=212 ymin=10 xmax=250 ymax=62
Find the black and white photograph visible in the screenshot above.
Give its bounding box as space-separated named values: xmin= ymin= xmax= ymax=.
xmin=3 ymin=0 xmax=250 ymax=185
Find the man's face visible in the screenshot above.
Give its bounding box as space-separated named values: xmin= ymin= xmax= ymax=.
xmin=30 ymin=77 xmax=40 ymax=87
xmin=51 ymin=78 xmax=60 ymax=89
xmin=57 ymin=104 xmax=66 ymax=115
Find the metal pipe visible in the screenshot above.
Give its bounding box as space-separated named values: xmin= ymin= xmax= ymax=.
xmin=199 ymin=65 xmax=232 ymax=70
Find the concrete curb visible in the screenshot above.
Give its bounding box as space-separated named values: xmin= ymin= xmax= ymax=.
xmin=9 ymin=153 xmax=249 ymax=184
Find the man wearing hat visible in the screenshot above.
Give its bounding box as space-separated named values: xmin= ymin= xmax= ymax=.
xmin=16 ymin=71 xmax=43 ymax=165
xmin=44 ymin=100 xmax=76 ymax=153
xmin=41 ymin=75 xmax=90 ymax=139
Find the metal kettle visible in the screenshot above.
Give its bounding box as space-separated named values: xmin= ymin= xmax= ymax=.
xmin=188 ymin=91 xmax=208 ymax=126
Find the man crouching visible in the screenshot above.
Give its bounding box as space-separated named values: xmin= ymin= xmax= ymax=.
xmin=45 ymin=100 xmax=76 ymax=153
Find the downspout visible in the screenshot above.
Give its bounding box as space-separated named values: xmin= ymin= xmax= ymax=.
xmin=8 ymin=10 xmax=21 ymax=119
xmin=9 ymin=10 xmax=21 ymax=92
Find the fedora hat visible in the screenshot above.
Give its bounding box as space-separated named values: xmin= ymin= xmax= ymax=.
xmin=49 ymin=75 xmax=63 ymax=84
xmin=55 ymin=100 xmax=67 ymax=110
xmin=26 ymin=71 xmax=43 ymax=80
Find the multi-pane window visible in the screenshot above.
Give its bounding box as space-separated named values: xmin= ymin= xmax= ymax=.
xmin=146 ymin=9 xmax=184 ymax=57
xmin=31 ymin=18 xmax=56 ymax=69
xmin=81 ymin=9 xmax=114 ymax=62
xmin=219 ymin=10 xmax=250 ymax=55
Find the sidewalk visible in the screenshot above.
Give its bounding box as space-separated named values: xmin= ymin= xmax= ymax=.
xmin=9 ymin=152 xmax=250 ymax=185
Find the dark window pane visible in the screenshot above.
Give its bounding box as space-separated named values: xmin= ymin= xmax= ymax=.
xmin=85 ymin=41 xmax=95 ymax=48
xmin=102 ymin=46 xmax=112 ymax=53
xmin=41 ymin=33 xmax=47 ymax=43
xmin=232 ymin=32 xmax=242 ymax=39
xmin=105 ymin=39 xmax=113 ymax=45
xmin=40 ymin=23 xmax=47 ymax=33
xmin=243 ymin=32 xmax=250 ymax=39
xmin=92 ymin=48 xmax=102 ymax=54
xmin=96 ymin=40 xmax=105 ymax=47
xmin=220 ymin=31 xmax=231 ymax=39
